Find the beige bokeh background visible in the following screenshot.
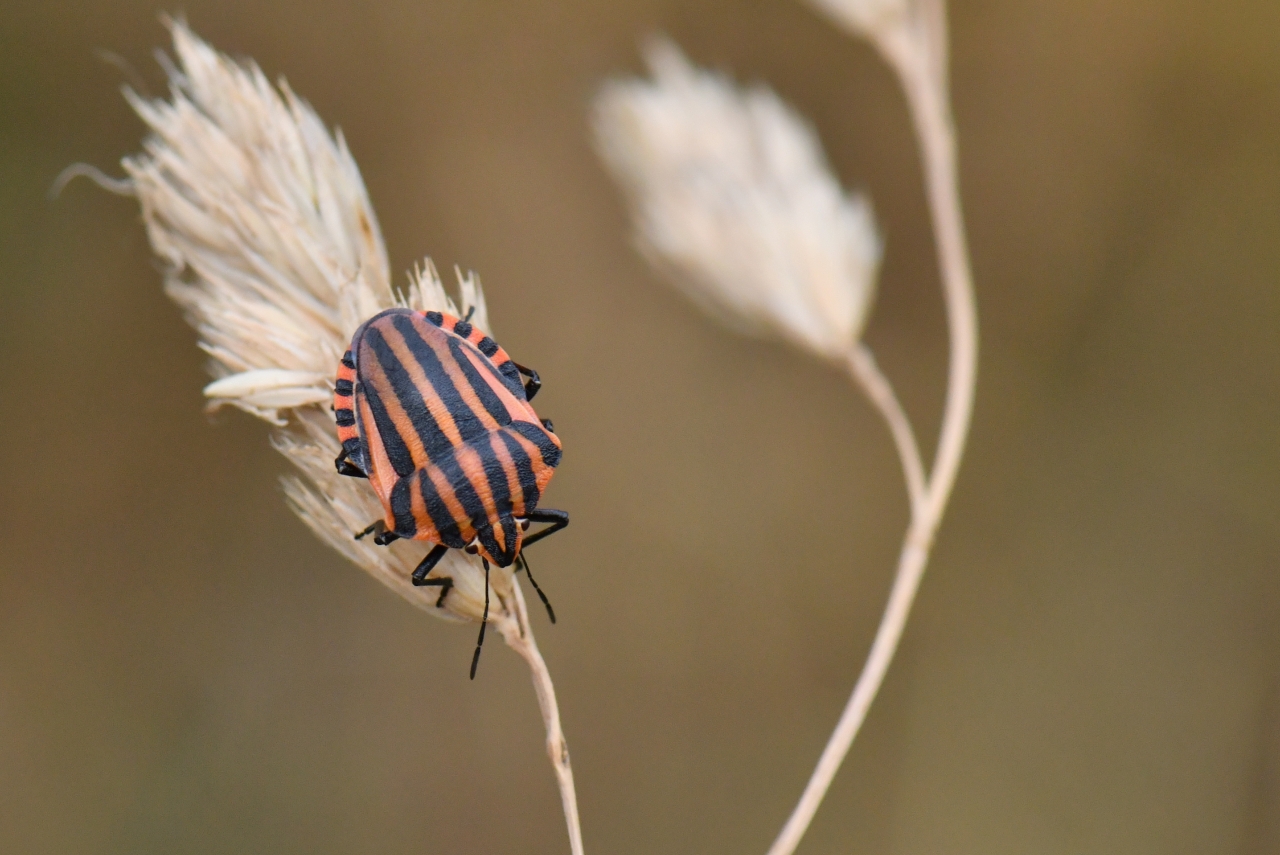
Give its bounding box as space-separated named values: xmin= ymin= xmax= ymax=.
xmin=3 ymin=1 xmax=1279 ymax=853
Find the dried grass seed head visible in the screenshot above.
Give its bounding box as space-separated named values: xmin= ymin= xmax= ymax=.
xmin=593 ymin=38 xmax=882 ymax=361
xmin=125 ymin=20 xmax=505 ymax=624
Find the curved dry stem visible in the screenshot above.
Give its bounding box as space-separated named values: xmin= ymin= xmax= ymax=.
xmin=845 ymin=344 xmax=927 ymax=517
xmin=903 ymin=0 xmax=978 ymax=526
xmin=766 ymin=2 xmax=978 ymax=853
xmin=497 ymin=581 xmax=584 ymax=855
xmin=766 ymin=519 xmax=932 ymax=855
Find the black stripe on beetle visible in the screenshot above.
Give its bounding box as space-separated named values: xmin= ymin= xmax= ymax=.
xmin=389 ymin=314 xmax=488 ymax=443
xmin=359 ymin=372 xmax=417 ymax=478
xmin=475 ymin=434 xmax=514 ymax=516
xmin=417 ymin=469 xmax=467 ymax=548
xmin=446 ymin=337 xmax=512 ymax=427
xmin=366 ymin=324 xmax=457 ymax=460
xmin=498 ymin=428 xmax=541 ymax=510
xmin=432 ymin=445 xmax=488 ymax=530
xmin=390 ymin=477 xmax=418 ymax=537
xmin=508 ymin=421 xmax=562 ymax=468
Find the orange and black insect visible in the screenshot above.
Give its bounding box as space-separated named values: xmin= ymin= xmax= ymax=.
xmin=332 ymin=307 xmax=567 ymax=677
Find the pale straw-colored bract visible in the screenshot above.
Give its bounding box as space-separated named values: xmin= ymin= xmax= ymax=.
xmin=593 ymin=39 xmax=882 ymax=362
xmin=122 ymin=20 xmax=503 ymax=624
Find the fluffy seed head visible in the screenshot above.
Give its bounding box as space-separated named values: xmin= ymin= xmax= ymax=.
xmin=593 ymin=38 xmax=881 ymax=361
xmin=123 ymin=20 xmax=506 ymax=623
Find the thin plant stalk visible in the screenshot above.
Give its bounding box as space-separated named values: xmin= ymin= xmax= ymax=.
xmin=766 ymin=1 xmax=978 ymax=853
xmin=497 ymin=583 xmax=585 ymax=855
xmin=846 ymin=344 xmax=927 ymax=516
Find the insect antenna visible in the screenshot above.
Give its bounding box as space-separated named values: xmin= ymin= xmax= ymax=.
xmin=516 ymin=554 xmax=556 ymax=624
xmin=470 ymin=558 xmax=490 ymax=680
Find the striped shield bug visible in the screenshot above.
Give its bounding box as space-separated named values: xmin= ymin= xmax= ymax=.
xmin=332 ymin=307 xmax=567 ymax=677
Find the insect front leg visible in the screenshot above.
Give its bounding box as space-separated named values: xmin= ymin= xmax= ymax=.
xmin=521 ymin=508 xmax=569 ymax=548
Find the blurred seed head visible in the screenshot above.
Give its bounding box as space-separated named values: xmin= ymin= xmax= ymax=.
xmin=593 ymin=38 xmax=881 ymax=361
xmin=123 ymin=20 xmax=506 ymax=623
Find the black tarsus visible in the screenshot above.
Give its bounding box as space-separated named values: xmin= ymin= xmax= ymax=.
xmin=516 ymin=554 xmax=556 ymax=624
xmin=470 ymin=559 xmax=491 ymax=680
xmin=513 ymin=362 xmax=541 ymax=401
xmin=335 ymin=447 xmax=367 ymax=478
xmin=354 ymin=519 xmax=400 ymax=546
xmin=521 ymin=508 xmax=569 ymax=549
xmin=462 ymin=305 xmax=476 ymax=322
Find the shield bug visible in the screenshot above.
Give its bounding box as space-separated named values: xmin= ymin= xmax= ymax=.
xmin=332 ymin=307 xmax=567 ymax=676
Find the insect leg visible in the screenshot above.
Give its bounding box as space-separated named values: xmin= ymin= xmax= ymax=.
xmin=515 ymin=554 xmax=556 ymax=624
xmin=521 ymin=508 xmax=569 ymax=548
xmin=470 ymin=559 xmax=491 ymax=680
xmin=414 ymin=576 xmax=454 ymax=608
xmin=353 ymin=519 xmax=400 ymax=546
xmin=416 ymin=578 xmax=453 ymax=608
xmin=411 ymin=544 xmax=450 ymax=585
xmin=513 ymin=362 xmax=541 ymax=401
xmin=334 ymin=446 xmax=366 ymax=478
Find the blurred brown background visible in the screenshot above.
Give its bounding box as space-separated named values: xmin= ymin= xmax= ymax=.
xmin=2 ymin=1 xmax=1279 ymax=853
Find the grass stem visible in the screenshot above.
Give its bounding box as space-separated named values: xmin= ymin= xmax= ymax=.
xmin=766 ymin=2 xmax=977 ymax=851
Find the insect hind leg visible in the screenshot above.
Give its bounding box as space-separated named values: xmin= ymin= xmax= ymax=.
xmin=354 ymin=519 xmax=400 ymax=546
xmin=411 ymin=544 xmax=453 ymax=607
xmin=334 ymin=446 xmax=367 ymax=478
